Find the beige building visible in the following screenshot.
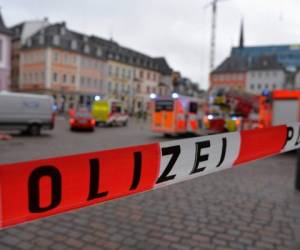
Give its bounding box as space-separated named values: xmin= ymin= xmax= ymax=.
xmin=10 ymin=21 xmax=173 ymax=113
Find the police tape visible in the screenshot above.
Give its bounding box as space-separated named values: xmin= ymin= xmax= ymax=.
xmin=0 ymin=122 xmax=299 ymax=229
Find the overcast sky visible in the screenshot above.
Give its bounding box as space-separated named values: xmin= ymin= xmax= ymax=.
xmin=1 ymin=0 xmax=300 ymax=89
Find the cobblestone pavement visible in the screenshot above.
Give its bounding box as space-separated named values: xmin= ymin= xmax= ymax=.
xmin=0 ymin=119 xmax=300 ymax=249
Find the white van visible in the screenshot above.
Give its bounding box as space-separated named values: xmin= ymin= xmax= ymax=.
xmin=0 ymin=91 xmax=55 ymax=135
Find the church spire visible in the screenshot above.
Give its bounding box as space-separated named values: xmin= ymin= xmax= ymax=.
xmin=239 ymin=19 xmax=244 ymax=49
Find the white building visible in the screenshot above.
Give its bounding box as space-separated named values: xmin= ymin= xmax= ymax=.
xmin=246 ymin=55 xmax=285 ymax=95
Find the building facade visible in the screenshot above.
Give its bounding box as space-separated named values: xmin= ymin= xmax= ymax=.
xmin=0 ymin=11 xmax=11 ymax=91
xmin=11 ymin=21 xmax=173 ymax=113
xmin=209 ymin=22 xmax=297 ymax=95
xmin=246 ymin=55 xmax=285 ymax=95
xmin=10 ymin=19 xmax=49 ymax=91
xmin=210 ymin=56 xmax=247 ymax=92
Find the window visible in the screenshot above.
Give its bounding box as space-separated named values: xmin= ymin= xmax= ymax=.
xmin=108 ymin=65 xmax=112 ymax=76
xmin=147 ymin=72 xmax=150 ymax=80
xmin=153 ymin=73 xmax=156 ymax=81
xmin=140 ymin=70 xmax=144 ymax=79
xmin=250 ymin=84 xmax=254 ymax=90
xmin=146 ymin=86 xmax=150 ymax=94
xmin=273 ymin=84 xmax=276 ymax=89
xmin=53 ymin=73 xmax=58 ymax=82
xmin=128 ymin=69 xmax=131 ymax=79
xmin=35 ymin=72 xmax=38 ymax=83
xmin=155 ymin=100 xmax=174 ymax=112
xmin=108 ymin=82 xmax=112 ymax=91
xmin=72 ymin=75 xmax=75 ymax=84
xmin=122 ymin=68 xmax=126 ymax=78
xmin=64 ymin=54 xmax=68 ymax=64
xmin=53 ymin=35 xmax=60 ymax=46
xmin=257 ymin=83 xmax=261 ymax=90
xmin=116 ymin=67 xmax=119 ymax=77
xmin=54 ymin=52 xmax=59 ymax=62
xmin=41 ymin=72 xmax=44 ymax=82
xmin=137 ymin=83 xmax=141 ymax=93
xmin=189 ymin=102 xmax=198 ymax=114
xmin=71 ymin=40 xmax=77 ymax=50
xmin=63 ymin=74 xmax=67 ymax=83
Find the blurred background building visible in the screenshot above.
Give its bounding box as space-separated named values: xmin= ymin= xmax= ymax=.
xmin=210 ymin=22 xmax=300 ymax=95
xmin=9 ymin=20 xmax=177 ymax=113
xmin=0 ymin=10 xmax=11 ymax=91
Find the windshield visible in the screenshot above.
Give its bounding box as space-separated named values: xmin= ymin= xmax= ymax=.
xmin=155 ymin=100 xmax=174 ymax=112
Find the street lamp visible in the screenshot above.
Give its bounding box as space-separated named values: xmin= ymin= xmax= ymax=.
xmin=149 ymin=93 xmax=157 ymax=99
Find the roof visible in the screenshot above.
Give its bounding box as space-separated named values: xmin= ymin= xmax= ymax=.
xmin=212 ymin=54 xmax=284 ymax=74
xmin=249 ymin=55 xmax=283 ymax=71
xmin=0 ymin=11 xmax=11 ymax=36
xmin=153 ymin=57 xmax=173 ymax=75
xmin=212 ymin=56 xmax=248 ymax=74
xmin=22 ymin=22 xmax=173 ymax=75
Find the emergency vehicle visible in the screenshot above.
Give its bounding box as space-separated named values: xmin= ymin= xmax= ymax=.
xmin=91 ymin=98 xmax=128 ymax=126
xmin=259 ymin=90 xmax=300 ymax=127
xmin=151 ymin=94 xmax=204 ymax=136
xmin=205 ymin=89 xmax=259 ymax=132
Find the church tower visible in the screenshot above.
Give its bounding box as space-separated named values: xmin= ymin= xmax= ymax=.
xmin=239 ymin=19 xmax=244 ymax=49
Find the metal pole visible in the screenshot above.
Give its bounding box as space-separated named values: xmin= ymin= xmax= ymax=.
xmin=296 ymin=149 xmax=300 ymax=191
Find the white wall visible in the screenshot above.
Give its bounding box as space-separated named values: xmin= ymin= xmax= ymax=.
xmin=246 ymin=70 xmax=285 ymax=94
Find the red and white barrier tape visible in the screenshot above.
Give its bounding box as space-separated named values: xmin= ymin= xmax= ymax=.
xmin=0 ymin=123 xmax=299 ymax=229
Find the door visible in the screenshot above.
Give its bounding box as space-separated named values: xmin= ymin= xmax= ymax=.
xmin=153 ymin=99 xmax=174 ymax=131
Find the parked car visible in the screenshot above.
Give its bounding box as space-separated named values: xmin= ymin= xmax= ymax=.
xmin=0 ymin=91 xmax=55 ymax=135
xmin=91 ymin=99 xmax=128 ymax=126
xmin=69 ymin=109 xmax=96 ymax=131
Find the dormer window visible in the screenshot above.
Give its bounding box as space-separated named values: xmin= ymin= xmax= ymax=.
xmin=84 ymin=44 xmax=90 ymax=54
xmin=60 ymin=27 xmax=66 ymax=35
xmin=26 ymin=39 xmax=32 ymax=47
xmin=39 ymin=35 xmax=44 ymax=45
xmin=96 ymin=47 xmax=102 ymax=57
xmin=53 ymin=35 xmax=60 ymax=46
xmin=71 ymin=40 xmax=77 ymax=50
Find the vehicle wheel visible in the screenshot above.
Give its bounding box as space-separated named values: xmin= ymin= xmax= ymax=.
xmin=28 ymin=124 xmax=41 ymax=136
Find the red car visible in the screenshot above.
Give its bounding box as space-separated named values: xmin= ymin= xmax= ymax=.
xmin=70 ymin=110 xmax=96 ymax=131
